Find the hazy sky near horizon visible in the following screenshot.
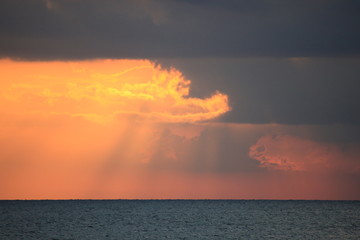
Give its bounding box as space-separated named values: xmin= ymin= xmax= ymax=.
xmin=0 ymin=0 xmax=359 ymax=199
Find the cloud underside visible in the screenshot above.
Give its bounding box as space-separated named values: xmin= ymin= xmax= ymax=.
xmin=0 ymin=0 xmax=360 ymax=59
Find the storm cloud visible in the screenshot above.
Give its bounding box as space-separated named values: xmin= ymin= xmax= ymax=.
xmin=1 ymin=0 xmax=360 ymax=59
xmin=156 ymin=57 xmax=360 ymax=125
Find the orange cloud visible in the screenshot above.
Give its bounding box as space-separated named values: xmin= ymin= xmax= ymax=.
xmin=0 ymin=59 xmax=229 ymax=123
xmin=249 ymin=133 xmax=360 ymax=173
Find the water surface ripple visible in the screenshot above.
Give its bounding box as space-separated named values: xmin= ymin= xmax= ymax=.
xmin=1 ymin=200 xmax=359 ymax=239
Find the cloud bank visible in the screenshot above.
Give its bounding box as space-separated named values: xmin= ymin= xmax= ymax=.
xmin=1 ymin=0 xmax=359 ymax=59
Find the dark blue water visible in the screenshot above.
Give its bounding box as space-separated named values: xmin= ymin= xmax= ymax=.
xmin=1 ymin=200 xmax=359 ymax=239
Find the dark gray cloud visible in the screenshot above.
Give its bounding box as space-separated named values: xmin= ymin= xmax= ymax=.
xmin=1 ymin=0 xmax=360 ymax=59
xmin=156 ymin=57 xmax=360 ymax=125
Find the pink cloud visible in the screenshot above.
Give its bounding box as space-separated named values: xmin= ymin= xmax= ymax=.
xmin=249 ymin=133 xmax=360 ymax=173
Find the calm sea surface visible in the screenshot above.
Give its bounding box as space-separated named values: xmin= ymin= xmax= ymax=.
xmin=1 ymin=200 xmax=359 ymax=239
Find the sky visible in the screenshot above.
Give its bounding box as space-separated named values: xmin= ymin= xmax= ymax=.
xmin=0 ymin=0 xmax=360 ymax=200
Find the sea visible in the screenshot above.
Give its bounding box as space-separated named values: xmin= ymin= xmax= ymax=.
xmin=1 ymin=200 xmax=359 ymax=239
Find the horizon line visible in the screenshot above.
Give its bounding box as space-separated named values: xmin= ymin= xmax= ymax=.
xmin=1 ymin=199 xmax=359 ymax=201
